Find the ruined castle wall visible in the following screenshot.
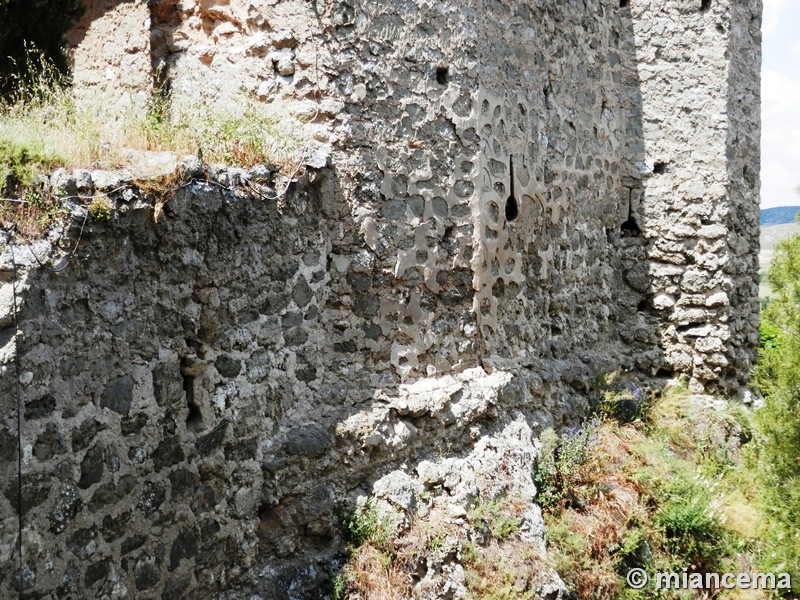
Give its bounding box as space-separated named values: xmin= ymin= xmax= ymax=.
xmin=0 ymin=0 xmax=762 ymax=596
xmin=470 ymin=1 xmax=638 ymax=365
xmin=61 ymin=0 xmax=761 ymax=388
xmin=0 ymin=169 xmax=601 ymax=597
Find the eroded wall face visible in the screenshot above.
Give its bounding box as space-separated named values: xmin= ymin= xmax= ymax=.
xmin=66 ymin=0 xmax=152 ymax=111
xmin=0 ymin=177 xmax=347 ymax=596
xmin=470 ymin=2 xmax=638 ymax=364
xmin=87 ymin=0 xmax=760 ymax=386
xmin=323 ymin=0 xmax=651 ymax=378
xmin=0 ymin=173 xmax=603 ymax=597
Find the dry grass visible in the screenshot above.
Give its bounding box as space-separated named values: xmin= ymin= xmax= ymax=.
xmin=540 ymin=386 xmax=771 ymax=600
xmin=543 ymin=423 xmax=652 ymax=599
xmin=341 ymin=545 xmax=413 ymax=600
xmin=463 ymin=538 xmax=550 ymax=599
xmin=0 ymin=55 xmax=312 ymax=240
xmin=0 ymin=89 xmax=308 ymax=173
xmin=338 ymin=494 xmax=550 ymax=599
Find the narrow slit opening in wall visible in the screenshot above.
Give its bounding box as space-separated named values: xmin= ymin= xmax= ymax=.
xmin=505 ymin=155 xmax=519 ymax=222
xmin=183 ymin=374 xmax=202 ymax=432
xmin=436 ymin=66 xmax=449 ymax=85
xmin=620 ymin=196 xmax=640 ymax=237
xmin=619 ymin=0 xmax=629 ymax=7
xmin=652 ymin=161 xmax=667 ymax=175
xmin=700 ymin=0 xmax=711 ymax=11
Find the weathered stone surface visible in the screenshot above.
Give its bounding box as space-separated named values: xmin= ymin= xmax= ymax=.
xmin=78 ymin=443 xmax=105 ymax=489
xmin=169 ymin=528 xmax=198 ymax=570
xmin=152 ymin=361 xmax=183 ymax=409
xmin=214 ymin=354 xmax=241 ymax=378
xmin=285 ymin=425 xmax=333 ymax=458
xmin=34 ymin=422 xmax=67 ymax=461
xmin=152 ymin=437 xmax=185 ymax=471
xmin=49 ymin=482 xmax=82 ymax=534
xmin=100 ymin=375 xmax=134 ymax=415
xmin=25 ymin=394 xmax=56 ymax=420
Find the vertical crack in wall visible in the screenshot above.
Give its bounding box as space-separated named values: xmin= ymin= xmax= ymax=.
xmin=9 ymin=246 xmax=24 ymax=597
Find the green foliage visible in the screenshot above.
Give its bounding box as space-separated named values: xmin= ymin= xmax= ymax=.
xmin=0 ymin=138 xmax=61 ymax=192
xmin=343 ymin=499 xmax=392 ymax=550
xmin=468 ymin=497 xmax=521 ymax=540
xmin=332 ymin=571 xmax=347 ymax=600
xmin=88 ymin=195 xmax=112 ymax=221
xmin=534 ymin=418 xmax=600 ymax=508
xmin=540 ymin=389 xmax=763 ymax=600
xmin=753 ymin=235 xmax=800 ymax=588
xmin=653 ymin=475 xmax=723 ymax=564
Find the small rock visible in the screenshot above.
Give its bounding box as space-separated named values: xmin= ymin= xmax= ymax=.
xmin=285 ymin=424 xmax=333 ymax=457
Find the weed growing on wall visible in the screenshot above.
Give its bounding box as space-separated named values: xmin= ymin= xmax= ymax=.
xmin=343 ymin=499 xmax=393 ymax=550
xmin=534 ymin=417 xmax=600 ymax=509
xmin=87 ymin=195 xmax=112 ymax=221
xmin=336 ymin=491 xmax=549 ymax=598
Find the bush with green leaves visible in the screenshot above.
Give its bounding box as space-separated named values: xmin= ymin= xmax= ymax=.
xmin=534 ymin=417 xmax=600 ymax=508
xmin=653 ymin=474 xmax=724 ymax=565
xmin=342 ymin=499 xmax=392 ymax=550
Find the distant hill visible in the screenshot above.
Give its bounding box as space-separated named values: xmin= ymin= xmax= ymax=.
xmin=760 ymin=206 xmax=800 ymax=225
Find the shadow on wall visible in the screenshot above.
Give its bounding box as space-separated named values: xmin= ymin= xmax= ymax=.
xmin=611 ymin=1 xmax=666 ymax=380
xmin=64 ymin=0 xmax=182 ymax=100
xmin=0 ymin=0 xmax=84 ymax=90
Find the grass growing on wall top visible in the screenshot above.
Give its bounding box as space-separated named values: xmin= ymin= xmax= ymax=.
xmin=0 ymin=50 xmax=307 ymax=187
xmin=0 ymin=50 xmax=310 ymax=236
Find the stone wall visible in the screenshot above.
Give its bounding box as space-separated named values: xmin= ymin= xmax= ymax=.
xmin=65 ymin=0 xmax=152 ymax=112
xmin=0 ymin=166 xmax=607 ymax=597
xmin=64 ymin=0 xmax=761 ymax=389
xmin=0 ymin=0 xmax=761 ymax=597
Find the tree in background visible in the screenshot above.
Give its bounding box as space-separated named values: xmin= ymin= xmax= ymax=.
xmin=755 ymin=233 xmax=800 ymax=586
xmin=0 ymin=0 xmax=84 ymax=91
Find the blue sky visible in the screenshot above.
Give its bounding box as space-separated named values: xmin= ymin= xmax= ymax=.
xmin=761 ymin=0 xmax=800 ymax=208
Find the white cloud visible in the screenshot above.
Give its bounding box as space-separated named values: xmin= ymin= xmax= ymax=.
xmin=761 ymin=69 xmax=800 ymax=206
xmin=761 ymin=69 xmax=800 ymax=119
xmin=762 ymin=0 xmax=789 ymax=37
